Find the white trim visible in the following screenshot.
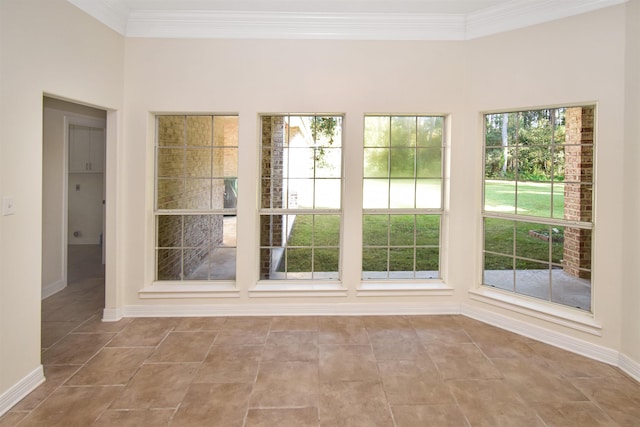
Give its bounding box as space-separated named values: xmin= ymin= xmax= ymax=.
xmin=66 ymin=0 xmax=627 ymax=40
xmin=119 ymin=302 xmax=460 ymax=317
xmin=465 ymin=0 xmax=627 ymax=39
xmin=139 ymin=283 xmax=241 ymax=299
xmin=249 ymin=282 xmax=348 ymax=298
xmin=469 ymin=287 xmax=602 ymax=336
xmin=0 ymin=365 xmax=45 ymax=417
xmin=357 ymin=281 xmax=454 ymax=297
xmin=66 ymin=0 xmax=130 ymax=34
xmin=619 ymin=353 xmax=640 ymax=383
xmin=461 ymin=303 xmax=618 ymax=365
xmin=126 ymin=11 xmax=465 ymax=40
xmin=102 ymin=306 xmax=125 ymax=322
xmin=42 ymin=279 xmax=66 ymax=300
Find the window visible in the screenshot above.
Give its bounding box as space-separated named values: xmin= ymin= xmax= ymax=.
xmin=259 ymin=115 xmax=343 ymax=280
xmin=482 ymin=106 xmax=594 ymax=311
xmin=362 ymin=115 xmax=444 ymax=280
xmin=155 ymin=115 xmax=238 ymax=281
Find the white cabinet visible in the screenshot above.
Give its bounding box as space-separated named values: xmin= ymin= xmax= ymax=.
xmin=69 ymin=125 xmax=104 ymax=173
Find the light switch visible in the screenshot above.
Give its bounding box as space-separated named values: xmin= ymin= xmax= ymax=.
xmin=2 ymin=196 xmax=16 ymax=216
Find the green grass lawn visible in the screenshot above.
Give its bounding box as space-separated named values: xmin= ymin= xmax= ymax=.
xmin=279 ymin=180 xmax=565 ymax=273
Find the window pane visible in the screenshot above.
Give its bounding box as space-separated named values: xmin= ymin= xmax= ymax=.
xmin=389 ymin=248 xmax=414 ymax=272
xmin=206 ymin=248 xmax=236 ymax=280
xmin=416 ymin=147 xmax=442 ymax=178
xmin=391 ymin=116 xmax=416 ymax=147
xmin=157 ymin=178 xmax=184 ymax=210
xmin=157 ymin=249 xmax=182 ymax=280
xmin=483 ymin=253 xmax=514 ymax=291
xmin=158 ymin=116 xmax=184 ymax=146
xmin=416 ymin=215 xmax=440 ymax=246
xmin=214 ymin=148 xmax=238 ymax=177
xmin=186 ymin=116 xmax=212 ymax=146
xmin=186 ymin=148 xmax=212 ymax=178
xmin=362 ymin=248 xmax=388 ymax=276
xmin=484 ymin=218 xmax=514 ymax=255
xmin=213 ymin=116 xmax=238 ymax=147
xmin=417 ymin=116 xmax=443 ymax=148
xmin=183 ymin=214 xmax=212 ymax=247
xmin=416 ymin=179 xmax=441 ymax=209
xmin=157 ymin=215 xmax=182 ymax=248
xmin=286 ymin=248 xmax=312 ymax=273
xmin=157 ymin=147 xmax=184 ymax=177
xmin=416 ymin=247 xmax=439 ymax=275
xmin=363 ymin=179 xmax=388 ymax=209
xmin=288 ymin=148 xmax=315 ymax=178
xmin=551 ymin=268 xmax=591 ymax=311
xmin=389 ymin=215 xmax=414 ymax=246
xmin=364 ymin=116 xmax=390 ymax=148
xmin=184 ymin=179 xmax=212 ymax=210
xmin=390 ymin=179 xmax=415 ymax=208
xmin=484 ymin=180 xmax=515 ymax=214
xmin=314 ymin=215 xmax=340 ymax=246
xmin=390 ymin=148 xmax=415 ymax=178
xmin=287 ymin=215 xmax=312 ymax=246
xmin=516 ymin=181 xmax=552 ymax=217
xmin=515 ymin=259 xmax=550 ymax=301
xmin=287 ymin=178 xmax=313 ymax=209
xmin=515 ymin=222 xmax=550 ymax=263
xmin=552 ymin=183 xmax=564 ymax=219
xmin=315 ymin=147 xmax=341 ymax=178
xmin=563 ymin=183 xmax=593 ymax=222
xmin=315 ymin=248 xmax=339 ymax=274
xmin=315 ymin=179 xmax=341 ymax=209
xmin=363 ymin=214 xmax=388 ymax=246
xmin=364 ymin=148 xmax=389 ymax=178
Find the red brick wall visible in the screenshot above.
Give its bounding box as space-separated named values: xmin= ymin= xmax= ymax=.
xmin=563 ymin=107 xmax=594 ymax=279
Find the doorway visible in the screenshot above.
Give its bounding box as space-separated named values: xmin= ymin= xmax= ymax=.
xmin=41 ymin=97 xmax=108 ymax=344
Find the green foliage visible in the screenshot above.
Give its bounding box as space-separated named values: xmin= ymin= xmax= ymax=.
xmin=485 ymin=109 xmax=566 ymax=181
xmin=364 ymin=116 xmax=443 ymax=179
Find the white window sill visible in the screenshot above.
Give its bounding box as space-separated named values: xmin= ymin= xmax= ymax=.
xmin=249 ymin=281 xmax=348 ymax=298
xmin=140 ymin=282 xmax=240 ymax=299
xmin=468 ymin=286 xmax=602 ymax=336
xmin=357 ymin=281 xmax=453 ymax=297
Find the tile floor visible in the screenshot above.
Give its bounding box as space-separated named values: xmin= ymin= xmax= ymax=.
xmin=1 ymin=246 xmax=640 ymax=426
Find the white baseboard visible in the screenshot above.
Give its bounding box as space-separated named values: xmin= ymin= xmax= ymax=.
xmin=41 ymin=279 xmax=66 ymax=300
xmin=102 ymin=307 xmax=124 ymax=322
xmin=461 ymin=303 xmax=620 ymax=366
xmin=0 ymin=365 xmax=45 ymax=417
xmin=120 ymin=302 xmax=461 ymax=318
xmin=619 ymin=353 xmax=640 ymax=383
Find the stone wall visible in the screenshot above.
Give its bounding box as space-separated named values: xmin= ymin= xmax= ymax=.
xmin=563 ymin=107 xmax=594 ymax=279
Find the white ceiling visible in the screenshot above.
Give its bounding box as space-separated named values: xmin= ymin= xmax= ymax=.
xmin=67 ymin=0 xmax=626 ymax=40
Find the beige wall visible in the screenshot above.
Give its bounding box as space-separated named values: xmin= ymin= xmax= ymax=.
xmin=464 ymin=6 xmax=627 ymax=349
xmin=0 ymin=0 xmax=123 ymax=401
xmin=1 ymin=0 xmax=639 ymax=411
xmin=622 ymin=0 xmax=640 ymax=363
xmin=121 ymin=4 xmax=630 ymax=351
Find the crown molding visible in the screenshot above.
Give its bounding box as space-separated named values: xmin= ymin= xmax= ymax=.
xmin=67 ymin=0 xmax=130 ymax=34
xmin=126 ymin=10 xmax=466 ymax=40
xmin=465 ymin=0 xmax=628 ymax=39
xmin=66 ymin=0 xmax=628 ymax=40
